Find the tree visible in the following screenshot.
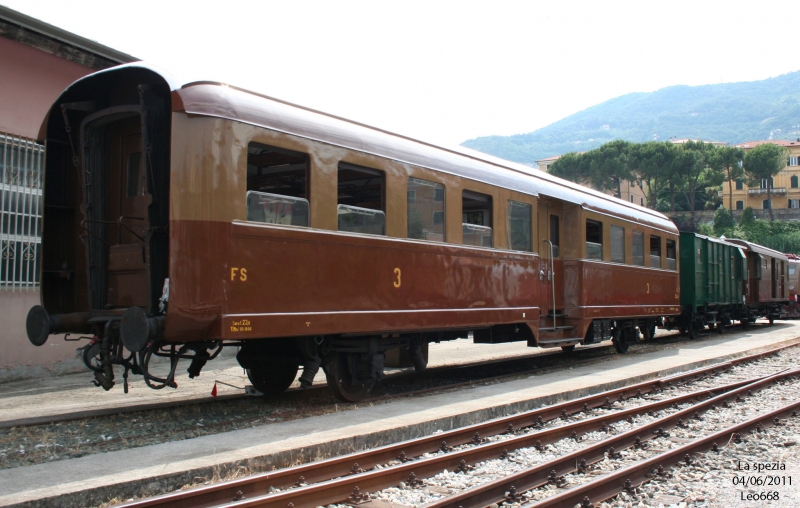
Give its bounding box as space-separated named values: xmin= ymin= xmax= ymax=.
xmin=744 ymin=143 xmax=789 ymax=221
xmin=671 ymin=141 xmax=723 ymax=221
xmin=739 ymin=206 xmax=756 ymax=227
xmin=713 ymin=146 xmax=745 ymax=211
xmin=628 ymin=142 xmax=676 ymax=210
xmin=670 ymin=143 xmax=703 ymax=217
xmin=713 ymin=206 xmax=735 ymax=236
xmin=548 ymin=152 xmax=584 ymax=183
xmin=585 ymin=140 xmax=632 ymax=197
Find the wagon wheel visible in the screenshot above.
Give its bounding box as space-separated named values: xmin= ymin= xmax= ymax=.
xmin=325 ymin=352 xmax=371 ymax=402
xmin=611 ymin=328 xmax=629 ymax=354
xmin=640 ymin=324 xmax=656 ymax=341
xmin=561 ymin=345 xmax=576 ymax=353
xmin=716 ymin=320 xmax=724 ymax=334
xmin=246 ymin=359 xmax=299 ymax=396
xmin=687 ymin=322 xmax=697 ymax=340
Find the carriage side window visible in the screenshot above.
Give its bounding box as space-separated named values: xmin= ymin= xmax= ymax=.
xmin=586 ymin=219 xmax=603 ymax=260
xmin=632 ymin=230 xmax=645 ymax=266
xmin=650 ymin=235 xmax=662 ymax=268
xmin=407 ymin=178 xmax=445 ymax=242
xmin=666 ymin=238 xmax=677 ymax=270
xmin=507 ymin=200 xmax=532 ymax=252
xmin=611 ymin=225 xmax=625 ymax=263
xmin=549 ymin=214 xmax=560 ymax=258
xmin=337 ymin=162 xmax=386 ymax=235
xmin=462 ymin=190 xmax=493 ymax=247
xmin=246 ymin=142 xmax=309 ymax=226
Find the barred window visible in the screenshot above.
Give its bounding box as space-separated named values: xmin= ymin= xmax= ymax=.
xmin=1 ymin=134 xmax=43 ymax=290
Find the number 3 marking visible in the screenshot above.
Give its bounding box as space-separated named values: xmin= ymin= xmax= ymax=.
xmin=393 ymin=268 xmax=402 ymax=288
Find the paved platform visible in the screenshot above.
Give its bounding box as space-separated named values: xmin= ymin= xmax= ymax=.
xmin=1 ymin=322 xmax=800 ymax=507
xmin=0 ymin=337 xmax=550 ymax=426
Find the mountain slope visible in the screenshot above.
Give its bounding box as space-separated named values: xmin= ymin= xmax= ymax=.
xmin=462 ymin=71 xmax=800 ymax=165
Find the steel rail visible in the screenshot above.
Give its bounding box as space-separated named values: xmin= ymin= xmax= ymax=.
xmin=420 ymin=367 xmax=799 ymax=508
xmin=525 ymin=396 xmax=800 ymax=507
xmin=122 ymin=363 xmax=782 ymax=508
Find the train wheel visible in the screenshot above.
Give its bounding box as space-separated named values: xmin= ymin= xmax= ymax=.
xmin=561 ymin=345 xmax=576 ymax=353
xmin=612 ymin=329 xmax=629 ymax=354
xmin=641 ymin=325 xmax=656 ymax=341
xmin=716 ymin=321 xmax=724 ymax=334
xmin=325 ymin=352 xmax=370 ymax=402
xmin=687 ymin=323 xmax=697 ymax=340
xmin=246 ymin=359 xmax=299 ymax=396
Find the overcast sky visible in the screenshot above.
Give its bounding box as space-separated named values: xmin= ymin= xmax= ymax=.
xmin=4 ymin=0 xmax=798 ymax=148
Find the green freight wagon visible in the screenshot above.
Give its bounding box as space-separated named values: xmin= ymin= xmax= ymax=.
xmin=667 ymin=232 xmax=748 ymax=339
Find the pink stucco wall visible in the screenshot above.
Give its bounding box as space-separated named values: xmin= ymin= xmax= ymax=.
xmin=1 ymin=36 xmax=94 ymax=379
xmin=0 ymin=36 xmax=92 ymax=139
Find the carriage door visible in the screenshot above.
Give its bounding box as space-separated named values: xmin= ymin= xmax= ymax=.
xmin=101 ymin=116 xmax=151 ymax=309
xmin=83 ymin=114 xmax=152 ymax=311
xmin=771 ymin=258 xmax=778 ymax=299
xmin=537 ymin=199 xmax=563 ymax=326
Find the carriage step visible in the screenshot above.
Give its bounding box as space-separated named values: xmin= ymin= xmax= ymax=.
xmin=538 ymin=338 xmax=582 ymax=348
xmin=539 ymin=325 xmax=575 ymax=332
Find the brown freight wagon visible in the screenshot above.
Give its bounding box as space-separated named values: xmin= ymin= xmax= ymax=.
xmin=26 ymin=64 xmax=680 ymax=401
xmin=726 ymin=239 xmax=789 ymax=324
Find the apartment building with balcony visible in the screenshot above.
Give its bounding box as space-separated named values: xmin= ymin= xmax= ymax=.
xmin=720 ymin=140 xmax=800 ymax=211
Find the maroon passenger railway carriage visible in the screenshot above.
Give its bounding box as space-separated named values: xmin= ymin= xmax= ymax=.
xmin=26 ymin=64 xmax=681 ymax=401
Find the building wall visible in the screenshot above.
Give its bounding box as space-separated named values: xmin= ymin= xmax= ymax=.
xmin=0 ymin=36 xmax=91 ymax=139
xmin=0 ymin=36 xmax=95 ymax=380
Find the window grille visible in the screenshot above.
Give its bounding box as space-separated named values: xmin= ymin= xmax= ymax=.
xmin=1 ymin=133 xmax=43 ymax=291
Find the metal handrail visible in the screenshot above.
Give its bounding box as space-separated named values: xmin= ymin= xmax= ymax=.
xmin=542 ymin=239 xmax=556 ymax=329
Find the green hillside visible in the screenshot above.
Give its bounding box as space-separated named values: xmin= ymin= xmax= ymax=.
xmin=462 ymin=71 xmax=800 ymax=165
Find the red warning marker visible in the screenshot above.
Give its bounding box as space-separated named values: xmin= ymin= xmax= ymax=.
xmin=211 ymin=382 xmax=218 ymax=398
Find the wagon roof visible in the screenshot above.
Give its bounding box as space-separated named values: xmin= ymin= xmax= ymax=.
xmin=682 ymin=232 xmax=748 ymax=249
xmin=725 ymin=239 xmax=789 ymax=260
xmin=64 ymin=63 xmax=678 ymax=232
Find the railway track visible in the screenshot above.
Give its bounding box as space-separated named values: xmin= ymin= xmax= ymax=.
xmin=118 ymin=342 xmax=797 ymax=508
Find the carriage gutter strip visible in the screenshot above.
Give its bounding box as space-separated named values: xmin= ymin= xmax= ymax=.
xmin=119 ymin=344 xmax=794 ymax=508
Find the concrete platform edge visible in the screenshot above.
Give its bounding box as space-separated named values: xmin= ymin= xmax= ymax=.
xmin=4 ymin=336 xmax=800 ymax=508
